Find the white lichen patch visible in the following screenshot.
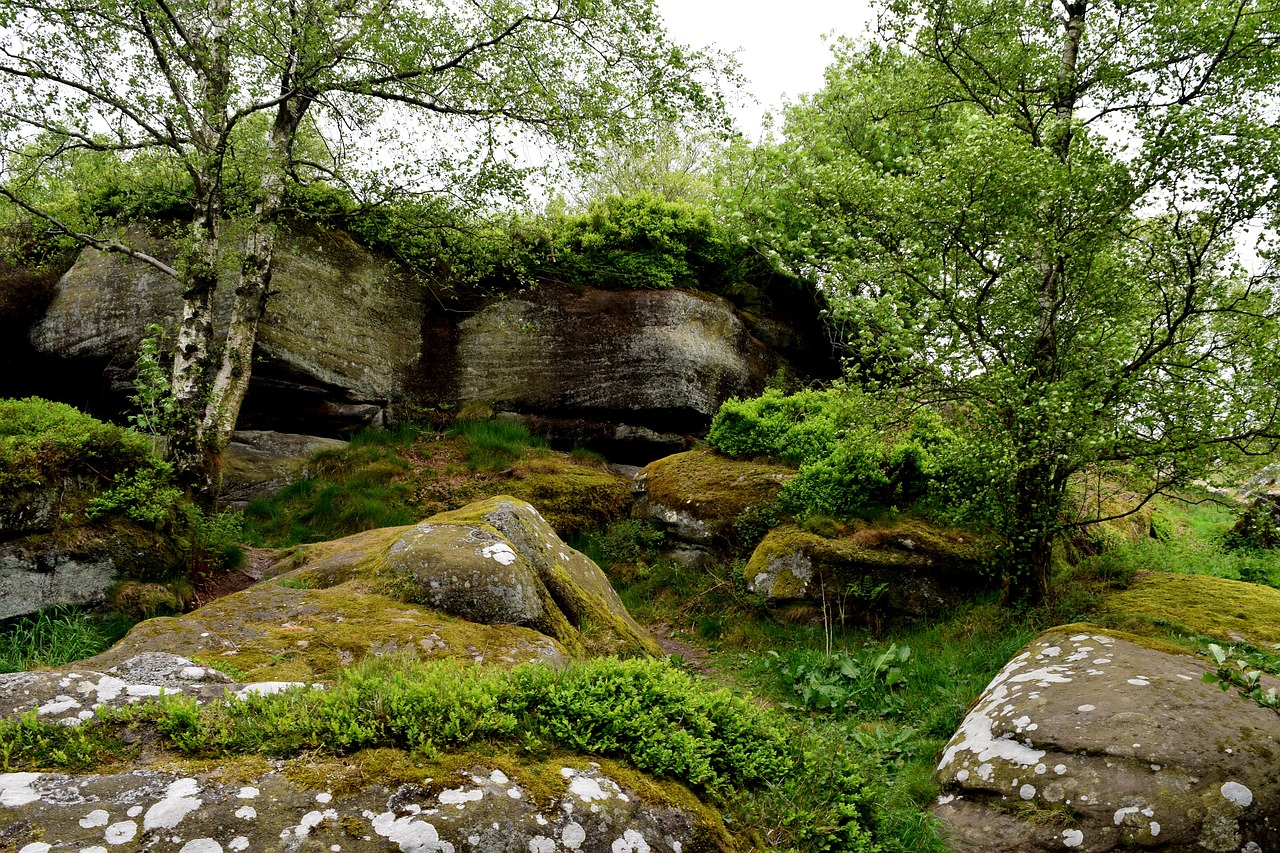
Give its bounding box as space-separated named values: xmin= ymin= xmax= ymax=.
xmin=1076 ymin=705 xmax=1095 ymax=712
xmin=611 ymin=829 xmax=652 ymax=853
xmin=234 ymin=681 xmax=306 ymax=698
xmin=142 ymin=777 xmax=203 ymax=831
xmin=79 ymin=808 xmax=109 ymax=828
xmin=1020 ymin=784 xmax=1037 ymax=800
xmin=1062 ymin=828 xmax=1084 ymax=847
xmin=481 ymin=542 xmax=518 ymax=566
xmin=568 ymin=775 xmax=616 ymax=803
xmin=489 ymin=770 xmax=509 ymax=785
xmin=367 ymin=810 xmax=456 ymax=853
xmin=528 ymin=837 xmax=557 ymax=853
xmin=439 ymin=787 xmax=484 ymax=807
xmin=1 ymin=773 xmax=43 ymax=807
xmin=561 ymin=822 xmax=587 ymax=850
xmin=104 ymin=820 xmax=137 ymax=844
xmin=235 ymin=805 xmax=257 ymax=819
xmin=1221 ymin=781 xmax=1254 ymax=807
xmin=37 ymin=696 xmax=81 ymax=715
xmin=178 ymin=839 xmax=222 ymax=853
xmin=237 ymin=786 xmax=259 ymax=799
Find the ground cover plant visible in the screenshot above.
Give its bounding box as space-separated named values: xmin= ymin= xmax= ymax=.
xmin=0 ymin=606 xmax=133 ymax=674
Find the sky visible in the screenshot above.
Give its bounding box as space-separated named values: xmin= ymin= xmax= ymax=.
xmin=654 ymin=1 xmax=879 ymax=138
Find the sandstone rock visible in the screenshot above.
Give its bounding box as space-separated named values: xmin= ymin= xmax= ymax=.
xmin=26 ymin=224 xmax=425 ymax=434
xmin=0 ymin=525 xmax=181 ymax=621
xmin=933 ymin=627 xmax=1280 ymax=852
xmin=383 ymin=497 xmax=660 ymax=658
xmin=82 ymin=569 xmax=568 ymax=682
xmin=0 ymin=757 xmax=721 ymax=852
xmin=220 ymin=430 xmax=348 ymax=505
xmin=632 ymin=449 xmax=794 ymax=567
xmin=745 ymin=520 xmax=995 ymax=620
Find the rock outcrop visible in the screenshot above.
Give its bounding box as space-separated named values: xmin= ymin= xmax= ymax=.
xmin=744 ymin=520 xmax=996 ymax=621
xmin=220 ymin=430 xmax=348 ymax=506
xmin=933 ymin=627 xmax=1280 ymax=852
xmin=631 ymin=449 xmax=794 ymax=568
xmin=0 ymin=654 xmax=726 ymax=853
xmin=73 ymin=496 xmax=657 ymax=679
xmin=11 ymin=224 xmax=834 ymax=456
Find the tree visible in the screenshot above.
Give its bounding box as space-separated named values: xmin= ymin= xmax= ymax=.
xmin=0 ymin=0 xmax=727 ymax=503
xmin=742 ymin=0 xmax=1280 ymax=601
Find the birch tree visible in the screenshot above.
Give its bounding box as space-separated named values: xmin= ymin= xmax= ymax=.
xmin=743 ymin=0 xmax=1280 ymax=601
xmin=0 ymin=0 xmax=725 ymax=502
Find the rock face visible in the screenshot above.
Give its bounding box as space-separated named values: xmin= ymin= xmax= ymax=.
xmin=745 ymin=520 xmax=995 ymax=621
xmin=12 ymin=225 xmax=834 ymax=453
xmin=0 ymin=523 xmax=181 ymax=622
xmin=631 ymin=449 xmax=794 ymax=568
xmin=933 ymin=627 xmax=1280 ymax=852
xmin=0 ymin=753 xmax=713 ymax=852
xmin=424 ymin=286 xmax=793 ymax=461
xmin=25 ymin=224 xmax=426 ymax=435
xmin=220 ymin=430 xmax=348 ymax=506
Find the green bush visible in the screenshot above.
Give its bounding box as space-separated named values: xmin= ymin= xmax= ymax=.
xmin=0 ymin=397 xmax=153 ymax=496
xmin=708 ymin=389 xmax=957 ymax=518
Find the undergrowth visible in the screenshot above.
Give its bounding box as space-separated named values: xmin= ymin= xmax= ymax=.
xmin=2 ymin=655 xmax=880 ymax=852
xmin=0 ymin=606 xmax=134 ymax=673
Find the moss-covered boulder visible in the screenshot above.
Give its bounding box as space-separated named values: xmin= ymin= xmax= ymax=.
xmin=1102 ymin=573 xmax=1280 ymax=648
xmin=745 ymin=519 xmax=998 ymax=620
xmin=504 ymin=455 xmax=633 ymax=537
xmin=266 ymin=496 xmax=658 ymax=659
xmin=933 ymin=626 xmax=1280 ymax=852
xmin=633 ymin=449 xmax=794 ymax=566
xmin=0 ymin=398 xmax=185 ymax=620
xmin=0 ymin=754 xmax=728 ymax=853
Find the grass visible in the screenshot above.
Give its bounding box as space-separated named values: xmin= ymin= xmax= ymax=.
xmin=447 ymin=417 xmax=548 ymax=471
xmin=0 ymin=606 xmax=135 ymax=673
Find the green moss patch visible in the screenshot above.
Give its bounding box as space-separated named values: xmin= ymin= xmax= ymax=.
xmin=505 ymin=456 xmax=632 ymax=537
xmin=1102 ymin=572 xmax=1280 ymax=648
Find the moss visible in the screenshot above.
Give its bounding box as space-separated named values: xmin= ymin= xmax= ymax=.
xmin=643 ymin=449 xmax=794 ymax=526
xmin=1047 ymin=621 xmax=1195 ymax=658
xmin=1102 ymin=573 xmax=1280 ymax=648
xmin=91 ymin=579 xmax=567 ymax=681
xmin=505 ymin=457 xmax=632 ymax=537
xmin=158 ymin=754 xmax=274 ymax=784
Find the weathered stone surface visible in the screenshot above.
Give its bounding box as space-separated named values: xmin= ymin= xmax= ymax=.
xmin=745 ymin=520 xmax=995 ymax=620
xmin=0 ymin=757 xmax=722 ymax=852
xmin=81 ymin=572 xmax=568 ymax=682
xmin=384 ymin=497 xmax=661 ymax=658
xmin=933 ymin=627 xmax=1280 ymax=852
xmin=220 ymin=430 xmax=348 ymax=505
xmin=632 ymin=449 xmax=794 ymax=567
xmin=26 ymin=224 xmax=425 ymax=434
xmin=0 ymin=525 xmax=181 ymax=622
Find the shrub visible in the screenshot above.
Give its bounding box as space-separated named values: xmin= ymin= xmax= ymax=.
xmin=0 ymin=397 xmax=153 ymax=496
xmin=708 ymin=389 xmax=958 ymax=519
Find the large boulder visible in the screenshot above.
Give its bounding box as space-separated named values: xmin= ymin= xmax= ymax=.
xmin=933 ymin=626 xmax=1280 ymax=852
xmin=745 ymin=520 xmax=997 ymax=621
xmin=631 ymin=449 xmax=795 ymax=567
xmin=219 ymin=430 xmax=348 ymax=506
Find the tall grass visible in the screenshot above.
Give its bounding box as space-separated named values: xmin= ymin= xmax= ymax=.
xmin=447 ymin=418 xmax=548 ymax=471
xmin=0 ymin=606 xmax=133 ymax=673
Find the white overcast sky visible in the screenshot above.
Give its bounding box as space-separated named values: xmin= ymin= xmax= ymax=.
xmin=654 ymin=1 xmax=879 ymax=138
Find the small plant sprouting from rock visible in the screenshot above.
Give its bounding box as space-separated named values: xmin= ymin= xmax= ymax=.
xmin=129 ymin=323 xmax=177 ymax=456
xmin=1202 ymin=643 xmax=1280 ymax=711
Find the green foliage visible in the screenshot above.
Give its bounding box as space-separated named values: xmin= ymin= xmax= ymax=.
xmin=524 ymin=192 xmax=759 ymax=291
xmin=0 ymin=606 xmax=134 ymax=674
xmin=1202 ymin=643 xmax=1280 ymax=712
xmin=447 ymin=418 xmax=548 ymax=472
xmin=128 ymin=324 xmax=177 ymax=454
xmin=0 ymin=710 xmax=124 ymax=771
xmin=708 ymin=389 xmax=957 ymax=518
xmin=737 ymin=0 xmax=1280 ymax=600
xmin=87 ymin=461 xmax=184 ymax=527
xmin=0 ymin=397 xmax=152 ymax=496
xmin=768 ymin=645 xmax=911 ymax=715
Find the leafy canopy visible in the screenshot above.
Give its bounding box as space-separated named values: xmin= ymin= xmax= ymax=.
xmin=738 ymin=0 xmax=1280 ymax=599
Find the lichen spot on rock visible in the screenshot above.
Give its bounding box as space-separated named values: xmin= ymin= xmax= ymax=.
xmin=482 ymin=542 xmax=518 ymax=565
xmin=1222 ymin=780 xmax=1254 ymax=808
xmin=1062 ymin=828 xmax=1084 ymax=847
